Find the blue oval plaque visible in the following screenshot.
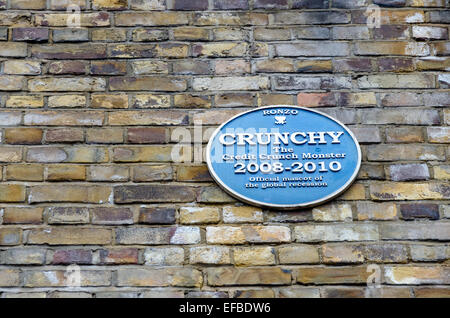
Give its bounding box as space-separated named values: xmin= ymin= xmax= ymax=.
xmin=206 ymin=105 xmax=361 ymax=209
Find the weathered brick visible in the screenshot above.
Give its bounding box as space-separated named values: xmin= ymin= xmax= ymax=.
xmin=233 ymin=247 xmax=276 ymax=266
xmin=172 ymin=0 xmax=208 ymax=10
xmin=428 ymin=127 xmax=450 ymax=143
xmin=115 ymin=185 xmax=196 ymax=203
xmin=52 ymin=249 xmax=93 ymax=264
xmin=176 ymin=165 xmax=211 ymax=182
xmin=278 ymin=245 xmax=319 ymax=264
xmin=356 ymin=202 xmax=397 ymax=221
xmin=46 ymin=129 xmax=84 ymax=143
xmin=414 ymin=287 xmax=450 ymax=298
xmin=254 ymin=28 xmax=291 ymax=41
xmin=294 ymin=224 xmax=379 ymax=242
xmin=47 ymin=61 xmax=88 ymax=75
xmin=86 ymin=128 xmax=123 ymax=144
xmin=112 ymin=146 xmax=174 ymax=162
xmin=53 ymin=28 xmax=89 ymax=42
xmin=144 ymin=247 xmax=184 ymax=266
xmin=24 ymin=111 xmax=103 ymax=126
xmin=117 ymin=268 xmax=202 ymax=287
xmin=197 ymin=185 xmax=235 ymax=202
xmin=132 ymin=94 xmax=171 ymax=108
xmin=273 ymin=11 xmax=349 ymax=25
xmin=7 ymin=163 xmax=44 ymax=182
xmin=139 ymin=207 xmax=176 ymax=224
xmin=29 ymin=77 xmax=106 ymax=92
xmin=35 ymin=13 xmax=110 ymax=27
xmin=99 ymin=248 xmax=139 ymax=265
xmin=92 ymin=0 xmax=128 ymax=10
xmin=362 ymin=110 xmax=439 ymax=125
xmin=370 ymin=182 xmax=449 ymax=200
xmin=49 ymin=0 xmax=87 ymax=10
xmin=351 ymin=127 xmax=381 ymax=144
xmin=429 ymin=9 xmax=450 ymax=23
xmin=213 ymin=0 xmax=248 ymax=10
xmin=0 ymin=269 xmax=20 ymax=286
xmin=312 ymin=203 xmax=353 ymax=222
xmin=10 ymin=0 xmax=46 ymax=9
xmin=115 ymin=227 xmax=199 ymax=245
xmin=364 ymin=243 xmax=408 ymax=263
xmin=91 ymin=207 xmax=133 ymax=225
xmin=88 ymin=165 xmax=129 ymax=182
xmin=410 ymin=244 xmax=448 ymax=262
xmin=206 ymin=226 xmax=290 ymax=244
xmin=322 ymin=244 xmax=365 ymax=264
xmin=0 ymin=76 xmax=25 ymax=90
xmin=373 ymin=0 xmax=406 ymax=6
xmin=358 ymin=74 xmax=434 ymax=89
xmin=192 ymin=42 xmax=247 ymax=57
xmin=189 ymin=246 xmax=230 ymax=264
xmin=332 ymin=0 xmax=367 ymax=7
xmin=4 ymin=61 xmax=41 ymax=75
xmin=132 ymin=28 xmax=168 ymax=42
xmin=27 ymin=147 xmax=108 ymax=163
xmin=413 ymin=26 xmax=448 ymax=40
xmin=417 ymin=57 xmax=450 ymax=71
xmin=400 ymin=204 xmax=440 ymax=220
xmin=32 ymin=44 xmax=107 ymax=59
xmin=0 ymin=247 xmax=46 ymax=265
xmin=2 ymin=207 xmax=43 ymax=224
xmin=5 ymin=95 xmax=43 ymax=108
xmin=48 ymin=95 xmax=86 ymax=108
xmin=109 ymin=77 xmax=186 ymax=91
xmin=222 ymin=206 xmax=263 ymax=223
xmin=193 ymin=76 xmax=269 ymax=91
xmin=433 ymin=165 xmax=450 ymax=180
xmin=91 ymin=94 xmax=128 ymax=109
xmin=332 ymin=26 xmax=369 ymax=40
xmin=47 ymin=207 xmax=89 ymax=224
xmin=29 ymin=185 xmax=111 ymax=203
xmin=274 ymin=42 xmax=350 ymax=57
xmin=5 ymin=128 xmax=42 ymax=144
xmin=179 ymin=207 xmax=220 ymax=224
xmin=373 ymin=25 xmax=409 ymax=40
xmin=0 ymin=184 xmax=26 ymax=202
xmin=47 ymin=165 xmax=86 ymax=181
xmin=278 ymin=287 xmax=320 ymax=298
xmin=0 ymin=228 xmax=22 ymax=245
xmin=432 ymin=42 xmax=450 ymax=56
xmin=380 ymin=222 xmax=450 ymax=240
xmin=389 ymin=164 xmax=430 ymax=181
xmin=23 ymin=270 xmax=111 ymax=287
xmin=207 ymin=267 xmax=291 ymax=286
xmin=0 ymin=147 xmax=22 ymax=163
xmin=385 ymin=266 xmax=449 ymax=285
xmin=297 ymin=266 xmax=370 ymax=284
xmin=133 ymin=165 xmax=172 ymax=182
xmin=28 ymin=227 xmax=112 ymax=245
xmin=386 ymin=127 xmax=425 ymax=143
xmin=378 ymin=58 xmax=414 ymax=72
xmin=12 ymin=28 xmax=48 ymax=42
xmin=353 ymin=9 xmax=425 ymax=24
xmin=356 ymin=42 xmax=429 ymax=56
xmin=116 ymin=12 xmax=188 ymax=26
xmin=293 ymin=0 xmax=329 ymax=8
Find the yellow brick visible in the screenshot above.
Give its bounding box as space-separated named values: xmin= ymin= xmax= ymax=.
xmin=6 ymin=164 xmax=44 ymax=181
xmin=47 ymin=165 xmax=86 ymax=181
xmin=0 ymin=184 xmax=26 ymax=202
xmin=6 ymin=95 xmax=44 ymax=108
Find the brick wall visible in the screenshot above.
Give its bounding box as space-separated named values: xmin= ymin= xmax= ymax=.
xmin=0 ymin=0 xmax=449 ymax=298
